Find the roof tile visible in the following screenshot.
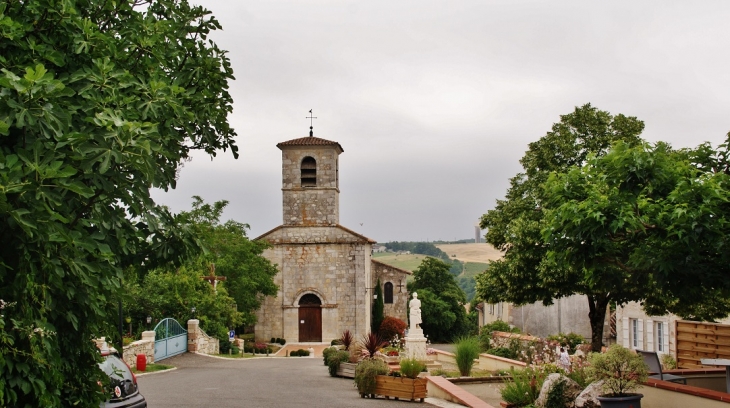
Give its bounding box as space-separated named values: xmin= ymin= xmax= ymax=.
xmin=277 ymin=136 xmax=344 ymax=152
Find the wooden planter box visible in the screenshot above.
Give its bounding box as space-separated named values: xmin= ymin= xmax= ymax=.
xmin=371 ymin=375 xmax=427 ymax=402
xmin=336 ymin=362 xmax=357 ymax=378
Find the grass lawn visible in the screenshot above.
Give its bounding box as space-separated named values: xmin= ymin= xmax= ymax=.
xmin=132 ymin=363 xmax=173 ymax=374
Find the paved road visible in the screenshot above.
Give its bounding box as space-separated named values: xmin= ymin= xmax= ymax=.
xmin=137 ymin=354 xmax=439 ymax=408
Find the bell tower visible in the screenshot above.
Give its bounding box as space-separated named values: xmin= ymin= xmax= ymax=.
xmin=276 ymin=135 xmax=343 ymax=226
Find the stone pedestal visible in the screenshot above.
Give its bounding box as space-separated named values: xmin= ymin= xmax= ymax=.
xmin=405 ymin=327 xmax=428 ymax=361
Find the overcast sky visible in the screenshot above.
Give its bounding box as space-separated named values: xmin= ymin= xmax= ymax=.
xmin=151 ymin=0 xmax=730 ymax=243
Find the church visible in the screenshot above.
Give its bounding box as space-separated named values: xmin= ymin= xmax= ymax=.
xmin=254 ymin=129 xmax=411 ymax=344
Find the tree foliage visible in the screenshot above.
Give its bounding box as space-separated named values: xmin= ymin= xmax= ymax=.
xmin=372 ymin=278 xmax=384 ymax=334
xmin=409 ymin=257 xmax=469 ymax=342
xmin=542 ymin=140 xmax=730 ymax=321
xmin=174 ymin=197 xmax=278 ymax=327
xmin=477 ymin=104 xmax=644 ymax=351
xmin=0 ymin=1 xmax=236 ymax=406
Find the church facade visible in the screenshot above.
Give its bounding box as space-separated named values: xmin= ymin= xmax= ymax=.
xmin=254 ymin=134 xmax=410 ymax=343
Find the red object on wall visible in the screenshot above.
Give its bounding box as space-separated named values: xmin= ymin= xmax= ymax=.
xmin=136 ymin=354 xmax=146 ymax=372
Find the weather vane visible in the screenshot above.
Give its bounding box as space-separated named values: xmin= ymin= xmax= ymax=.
xmin=306 ymin=109 xmax=317 ymax=137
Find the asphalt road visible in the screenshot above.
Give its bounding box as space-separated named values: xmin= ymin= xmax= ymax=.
xmin=137 ymin=353 xmax=439 ymax=408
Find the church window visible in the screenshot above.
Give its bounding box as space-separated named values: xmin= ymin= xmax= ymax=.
xmin=299 ymin=293 xmax=322 ymax=306
xmin=384 ymin=282 xmax=393 ymax=304
xmin=301 ymin=156 xmax=317 ymax=187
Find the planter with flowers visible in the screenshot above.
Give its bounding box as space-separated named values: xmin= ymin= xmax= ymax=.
xmin=586 ymin=344 xmax=649 ymax=408
xmin=373 ymin=358 xmax=427 ymax=402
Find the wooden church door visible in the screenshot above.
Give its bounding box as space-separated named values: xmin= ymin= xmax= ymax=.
xmin=298 ymin=294 xmax=322 ymax=342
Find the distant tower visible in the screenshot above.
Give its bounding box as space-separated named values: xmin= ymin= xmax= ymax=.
xmin=474 ymin=224 xmax=482 ymax=243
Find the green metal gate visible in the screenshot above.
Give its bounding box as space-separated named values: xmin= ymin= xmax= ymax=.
xmin=154 ymin=318 xmax=187 ymax=361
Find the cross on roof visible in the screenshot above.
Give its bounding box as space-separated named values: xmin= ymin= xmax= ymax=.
xmin=306 ymin=109 xmax=317 ymax=137
xmin=201 ymin=264 xmax=226 ymax=292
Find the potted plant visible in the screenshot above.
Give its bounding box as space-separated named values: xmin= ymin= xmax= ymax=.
xmin=371 ymin=358 xmax=428 ymax=402
xmin=586 ymin=344 xmax=649 ymax=408
xmin=355 ymin=358 xmax=390 ymax=398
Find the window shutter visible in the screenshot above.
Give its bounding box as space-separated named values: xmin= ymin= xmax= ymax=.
xmin=663 ymin=321 xmax=670 ymax=355
xmin=622 ymin=317 xmax=630 ymax=347
xmin=646 ymin=319 xmax=654 ymax=351
xmin=637 ymin=319 xmax=644 ymax=349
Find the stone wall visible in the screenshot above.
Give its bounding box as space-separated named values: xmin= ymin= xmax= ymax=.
xmin=255 ymin=227 xmax=372 ymax=344
xmin=508 ymin=294 xmax=608 ymax=341
xmin=94 ymin=332 xmax=155 ymax=369
xmin=187 ymin=319 xmax=219 ymax=355
xmin=371 ymin=260 xmax=411 ymax=323
xmin=122 ymin=331 xmax=155 ymax=367
xmin=281 ymin=145 xmax=340 ymax=226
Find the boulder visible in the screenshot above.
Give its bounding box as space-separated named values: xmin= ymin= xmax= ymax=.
xmin=535 ymin=373 xmax=582 ymax=408
xmin=574 ymin=380 xmax=604 ymax=408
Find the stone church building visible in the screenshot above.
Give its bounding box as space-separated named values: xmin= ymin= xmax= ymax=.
xmin=254 ymin=134 xmax=410 ymax=344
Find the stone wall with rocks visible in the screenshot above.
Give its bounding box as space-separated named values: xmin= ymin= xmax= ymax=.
xmin=187 ymin=319 xmax=219 ymax=355
xmin=122 ymin=331 xmax=155 ymax=367
xmin=371 ymin=260 xmax=411 ymax=323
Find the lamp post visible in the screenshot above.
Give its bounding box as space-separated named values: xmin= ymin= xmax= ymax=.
xmin=146 ymin=315 xmax=152 ymax=329
xmin=191 ymin=306 xmax=196 ymax=319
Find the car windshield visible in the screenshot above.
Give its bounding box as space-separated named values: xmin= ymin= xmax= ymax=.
xmin=99 ymin=355 xmax=133 ymax=382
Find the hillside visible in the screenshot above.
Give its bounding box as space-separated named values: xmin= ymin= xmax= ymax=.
xmin=373 ymin=243 xmax=501 ymax=301
xmin=435 ymin=243 xmax=503 ymax=263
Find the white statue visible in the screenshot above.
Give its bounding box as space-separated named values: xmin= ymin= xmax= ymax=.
xmin=409 ymin=292 xmax=422 ymax=329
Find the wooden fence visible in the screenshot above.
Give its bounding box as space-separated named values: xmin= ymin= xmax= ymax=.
xmin=676 ymin=320 xmax=730 ymax=368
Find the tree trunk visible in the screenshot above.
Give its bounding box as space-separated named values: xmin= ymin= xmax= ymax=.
xmin=587 ymin=294 xmax=610 ymax=352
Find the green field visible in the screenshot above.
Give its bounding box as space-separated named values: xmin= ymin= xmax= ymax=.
xmin=372 ymin=252 xmax=429 ymax=272
xmin=372 ymin=253 xmax=490 ymax=301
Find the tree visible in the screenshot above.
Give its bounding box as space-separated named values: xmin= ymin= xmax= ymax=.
xmin=409 ymin=257 xmax=469 ymax=342
xmin=372 ymin=278 xmax=385 ymax=334
xmin=175 ymin=197 xmax=278 ymax=327
xmin=541 ymin=140 xmax=730 ymax=325
xmin=477 ymin=104 xmax=645 ymax=351
xmin=0 ymin=1 xmax=236 ymax=406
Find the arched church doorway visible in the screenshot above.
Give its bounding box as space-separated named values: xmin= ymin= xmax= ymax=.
xmin=298 ymin=294 xmax=322 ymax=342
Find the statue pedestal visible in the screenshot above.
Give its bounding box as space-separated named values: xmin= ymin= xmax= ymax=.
xmin=405 ymin=328 xmax=428 ymax=361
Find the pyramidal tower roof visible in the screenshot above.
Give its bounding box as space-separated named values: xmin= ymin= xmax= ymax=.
xmin=276 ymin=136 xmax=344 ymax=153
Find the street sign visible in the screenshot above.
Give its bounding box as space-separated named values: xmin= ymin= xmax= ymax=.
xmin=229 ymin=330 xmax=235 ymax=342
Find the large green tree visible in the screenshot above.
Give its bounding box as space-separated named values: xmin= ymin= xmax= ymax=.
xmin=541 ymin=140 xmax=730 ymax=326
xmin=175 ymin=197 xmax=278 ymax=327
xmin=477 ymin=104 xmax=645 ymax=351
xmin=0 ymin=1 xmax=236 ymax=406
xmin=409 ymin=257 xmax=469 ymax=342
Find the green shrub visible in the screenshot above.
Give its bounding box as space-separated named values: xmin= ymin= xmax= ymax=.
xmin=487 ymin=347 xmax=517 ymax=360
xmin=279 ymin=338 xmax=286 ymax=345
xmin=500 ymin=368 xmax=535 ymax=406
xmin=231 ymin=345 xmax=240 ymax=355
xmin=327 ymin=350 xmax=351 ymax=376
xmin=478 ymin=329 xmax=491 ymax=352
xmin=323 ymin=347 xmax=337 ymax=365
xmin=454 ymin=336 xmax=480 ymax=376
xmin=290 ymin=348 xmax=310 ymax=357
xmin=661 ymin=353 xmax=677 ymax=370
xmin=482 ymin=319 xmax=519 ymax=334
xmin=219 ymin=339 xmax=231 ymax=354
xmin=399 ymin=358 xmax=426 ymax=379
xmin=354 ymin=358 xmax=389 ymax=396
xmin=270 ymin=337 xmax=276 ymax=343
xmin=500 ymin=367 xmax=546 ymax=406
xmin=586 ymin=344 xmax=648 ymax=397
